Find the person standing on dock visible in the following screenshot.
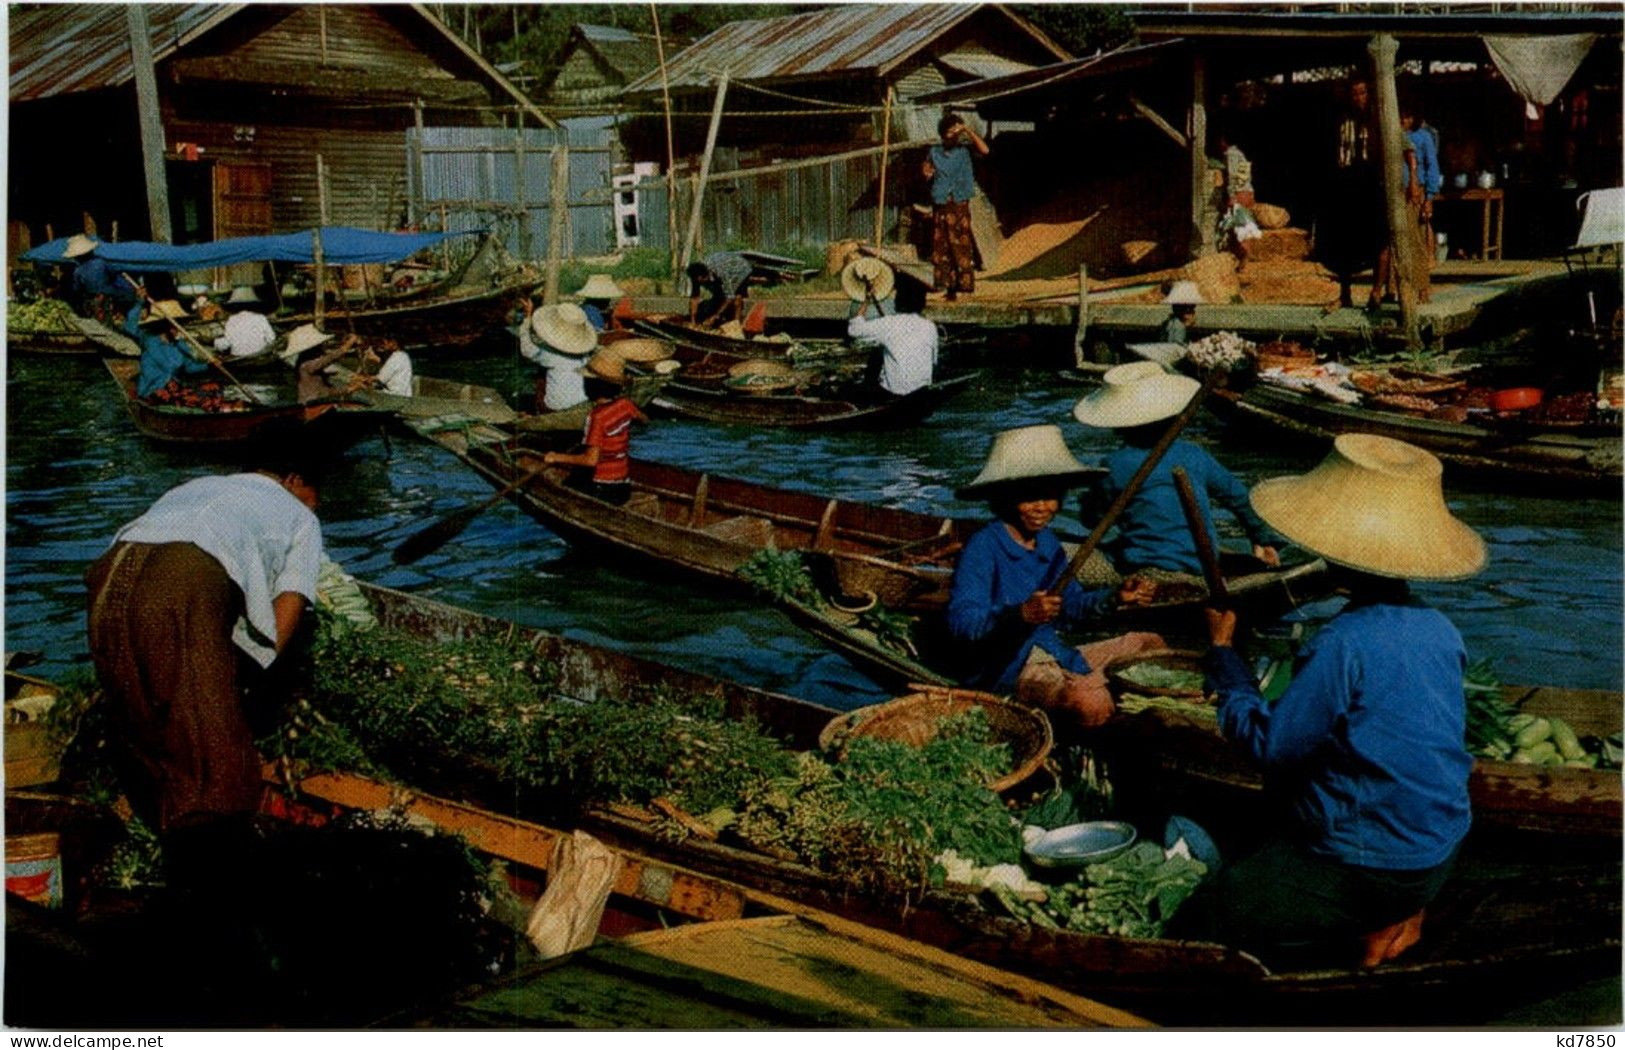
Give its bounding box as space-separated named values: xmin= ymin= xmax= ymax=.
xmin=1320 ymin=78 xmax=1384 ymax=311
xmin=946 ymin=425 xmax=1165 ymax=732
xmin=521 ymin=302 xmax=598 ymax=411
xmin=923 ymin=115 xmax=988 ymax=301
xmin=1175 ymin=434 xmax=1484 ymax=969
xmin=842 ymin=259 xmax=937 ymax=397
xmin=84 ymin=458 xmax=324 ymax=840
xmin=1073 ymin=362 xmax=1280 ymax=582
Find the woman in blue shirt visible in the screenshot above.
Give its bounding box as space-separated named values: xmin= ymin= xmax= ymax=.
xmin=1073 ymin=362 xmax=1280 ymax=580
xmin=127 ymin=300 xmax=210 ymax=399
xmin=922 ymin=115 xmax=988 ymax=301
xmin=946 ymin=424 xmax=1164 ymax=731
xmin=1177 ymin=434 xmax=1486 ymax=967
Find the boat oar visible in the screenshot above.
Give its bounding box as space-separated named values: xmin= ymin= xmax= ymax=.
xmin=391 ymin=468 xmax=543 ymax=565
xmin=1171 ymin=466 xmax=1231 ymax=608
xmin=1045 ymin=368 xmax=1222 ymax=598
xmin=123 ymin=274 xmax=265 ymax=405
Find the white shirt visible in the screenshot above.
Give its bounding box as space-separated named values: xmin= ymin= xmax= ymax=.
xmin=846 ymin=312 xmax=938 ymax=396
xmin=213 ymin=311 xmax=277 ymax=358
xmin=520 ymin=319 xmax=587 ymax=410
xmin=376 ymin=351 xmax=414 ymax=396
xmin=113 ymin=473 xmax=323 ymax=668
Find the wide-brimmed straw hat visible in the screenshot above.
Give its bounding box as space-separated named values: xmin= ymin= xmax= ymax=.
xmin=957 ymin=424 xmax=1101 ymax=499
xmin=1250 ymin=434 xmax=1487 ymax=581
xmin=841 ymin=257 xmax=896 ymax=303
xmin=530 ymin=303 xmax=597 ymax=357
xmin=575 ymin=274 xmax=626 ymax=300
xmin=1073 ymin=361 xmax=1200 ymax=429
xmin=63 ymin=234 xmax=99 ymax=258
xmin=580 ymin=352 xmax=629 ymax=384
xmin=1164 ymin=280 xmax=1203 ymax=306
xmin=280 ymin=323 xmax=334 ymax=360
xmin=226 ymin=285 xmax=261 ymax=306
xmin=139 ymin=299 xmax=190 ymax=326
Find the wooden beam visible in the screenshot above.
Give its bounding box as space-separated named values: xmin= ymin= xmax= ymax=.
xmin=169 ymin=57 xmax=488 ymax=105
xmin=651 ymin=4 xmax=681 ymax=281
xmin=874 ymin=85 xmax=894 ymax=247
xmin=1368 ymin=33 xmax=1422 ymax=351
xmin=1128 ymin=94 xmax=1186 ymax=150
xmin=679 ymin=72 xmax=730 ymax=278
xmin=125 ymin=6 xmax=173 ymax=243
xmin=1187 ymin=55 xmax=1208 ymax=259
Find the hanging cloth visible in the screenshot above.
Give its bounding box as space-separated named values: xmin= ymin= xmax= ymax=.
xmin=1483 ymin=34 xmax=1599 ymax=106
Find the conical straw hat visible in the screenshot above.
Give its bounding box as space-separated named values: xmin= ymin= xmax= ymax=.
xmin=530 ymin=303 xmax=597 ymax=356
xmin=841 ymin=256 xmax=896 ymax=302
xmin=64 ymin=234 xmax=99 ymax=258
xmin=1073 ymin=360 xmax=1200 ymax=428
xmin=579 ymin=352 xmax=628 ymax=384
xmin=957 ymin=424 xmax=1101 ymax=499
xmin=1250 ymin=434 xmax=1487 ymax=580
xmin=226 ymin=285 xmax=261 ymax=305
xmin=139 ymin=299 xmax=190 ymax=325
xmin=280 ymin=323 xmax=334 ymax=360
xmin=576 ymin=274 xmax=626 ymax=300
xmin=1164 ymin=280 xmax=1203 ymax=305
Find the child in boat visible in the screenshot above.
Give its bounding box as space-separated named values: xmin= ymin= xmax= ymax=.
xmin=1072 ymin=361 xmax=1280 ymax=587
xmin=945 ymin=425 xmax=1165 ymax=731
xmin=541 ymin=353 xmax=649 ymax=506
xmin=1173 ymin=434 xmax=1481 ymax=968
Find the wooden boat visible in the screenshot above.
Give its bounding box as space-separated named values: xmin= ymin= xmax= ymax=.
xmin=323 ymin=365 xmax=517 ymax=425
xmin=1211 ymin=381 xmax=1623 ymax=494
xmin=102 ymin=357 xmax=392 ymax=449
xmin=409 ymin=423 xmax=1332 ymax=689
xmin=633 ymin=316 xmax=859 ymax=363
xmin=268 ymin=581 xmax=1622 ymax=1027
xmin=506 ymin=373 xmax=671 ymax=434
xmin=7 ymin=315 xmax=140 ymax=357
xmin=1092 ymin=680 xmax=1624 ymax=845
xmin=650 ymin=373 xmax=975 ymax=430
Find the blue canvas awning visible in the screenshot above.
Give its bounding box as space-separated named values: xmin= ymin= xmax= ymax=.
xmin=21 ymin=227 xmax=483 ymax=270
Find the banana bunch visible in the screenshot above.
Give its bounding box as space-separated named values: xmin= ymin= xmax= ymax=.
xmin=8 ymin=298 xmax=80 ymax=333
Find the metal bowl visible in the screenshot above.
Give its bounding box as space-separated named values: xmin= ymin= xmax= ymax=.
xmin=1024 ymin=821 xmax=1138 ymax=869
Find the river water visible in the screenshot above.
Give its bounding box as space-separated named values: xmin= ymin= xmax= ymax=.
xmin=6 ymin=346 xmax=1621 ymax=711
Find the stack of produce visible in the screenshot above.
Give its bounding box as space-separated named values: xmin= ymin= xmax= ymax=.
xmin=1187 ymin=330 xmax=1256 ymax=372
xmin=8 ymin=298 xmax=79 ymax=332
xmin=989 ymin=841 xmax=1207 ymax=938
xmin=1463 ymin=660 xmax=1618 ymax=768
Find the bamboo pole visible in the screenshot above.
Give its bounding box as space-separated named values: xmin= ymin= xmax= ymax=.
xmin=1369 ymin=33 xmax=1422 ymax=351
xmin=1188 ymin=54 xmax=1209 ymax=259
xmin=1072 ymin=265 xmax=1089 ymax=369
xmin=679 ymin=72 xmax=730 ymax=279
xmin=873 ymin=85 xmax=894 ymax=247
xmin=411 ymin=99 xmax=425 ymax=228
xmin=543 ymin=141 xmax=570 ymax=305
xmin=514 ymin=105 xmax=531 ymax=261
xmin=651 ymin=5 xmax=680 ymax=283
xmin=314 ymin=153 xmax=328 ymax=329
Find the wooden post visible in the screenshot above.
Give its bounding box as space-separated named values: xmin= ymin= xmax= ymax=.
xmin=411 ymin=99 xmax=425 ymax=228
xmin=679 ymin=72 xmax=730 ymax=279
xmin=125 ymin=5 xmax=172 ymax=243
xmin=314 ymin=153 xmax=328 ymax=328
xmin=318 ymin=4 xmax=329 ymax=64
xmin=1073 ymin=265 xmax=1089 ymax=369
xmin=543 ymin=141 xmax=570 ymax=305
xmin=874 ymin=85 xmax=894 ymax=247
xmin=1188 ymin=54 xmax=1208 ymax=259
xmin=439 ymin=202 xmax=451 ymax=272
xmin=1369 ymin=33 xmax=1422 ymax=351
xmin=514 ymin=105 xmax=531 ymax=261
xmin=651 ymin=5 xmax=680 ymax=283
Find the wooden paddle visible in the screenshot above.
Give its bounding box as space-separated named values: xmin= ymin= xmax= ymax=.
xmin=391 ymin=468 xmax=544 ymax=565
xmin=1045 ymin=368 xmax=1223 ymax=598
xmin=122 ymin=274 xmax=265 ymax=405
xmin=1171 ymin=466 xmax=1231 ymax=608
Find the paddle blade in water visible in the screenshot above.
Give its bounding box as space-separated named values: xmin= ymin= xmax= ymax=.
xmin=391 ymin=506 xmax=482 ymax=565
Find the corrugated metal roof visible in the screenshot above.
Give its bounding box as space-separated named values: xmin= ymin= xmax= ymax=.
xmin=623 ymin=4 xmax=988 ymax=95
xmin=1131 ymin=8 xmax=1624 ymax=41
xmin=10 ymin=4 xmax=243 ymax=102
xmin=914 ymin=39 xmax=1184 ymax=107
xmin=579 ymin=24 xmax=639 ymax=45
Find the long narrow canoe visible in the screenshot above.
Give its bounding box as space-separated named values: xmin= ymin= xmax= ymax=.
xmin=1211 ymin=381 xmax=1623 ymax=494
xmin=633 ymin=316 xmax=859 ymax=363
xmin=325 ymin=367 xmax=518 ymax=425
xmin=281 ymin=581 xmax=1622 ymax=1027
xmin=103 ymin=357 xmax=392 ymax=449
xmin=651 ymin=373 xmax=975 ymax=430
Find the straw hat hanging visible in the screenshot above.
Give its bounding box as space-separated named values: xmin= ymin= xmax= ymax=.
xmin=530 ymin=303 xmax=598 ymax=357
xmin=1073 ymin=361 xmax=1200 ymax=429
xmin=957 ymin=424 xmax=1101 ymax=499
xmin=1250 ymin=434 xmax=1487 ymax=581
xmin=841 ymin=257 xmax=896 ymax=303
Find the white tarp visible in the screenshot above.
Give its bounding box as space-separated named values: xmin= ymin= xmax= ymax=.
xmin=1483 ymin=34 xmax=1599 ymax=106
xmin=1574 ymin=188 xmax=1624 ymax=249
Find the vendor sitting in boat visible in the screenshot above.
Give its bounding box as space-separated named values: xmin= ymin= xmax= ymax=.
xmin=126 ymin=297 xmax=210 ymax=399
xmin=353 ymin=341 xmax=414 ymax=396
xmin=540 ymin=352 xmax=649 ymax=506
xmin=843 ymin=259 xmax=938 ymax=398
xmin=1173 ymin=434 xmax=1483 ymax=968
xmin=946 ymin=424 xmax=1166 ymax=731
xmin=1073 ymin=362 xmax=1280 ymax=584
xmin=521 ymin=302 xmax=598 ymax=411
xmin=573 ymin=273 xmax=628 ymax=334
xmin=281 ymin=324 xmax=360 ymax=403
xmin=686 ymin=251 xmax=755 ymax=329
xmin=212 ymin=285 xmax=277 ymax=360
xmin=1159 ymin=281 xmax=1201 ymax=347
xmin=68 ymin=234 xmax=138 ymax=324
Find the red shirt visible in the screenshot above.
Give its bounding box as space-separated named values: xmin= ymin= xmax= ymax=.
xmin=582 ymin=397 xmax=639 ymax=484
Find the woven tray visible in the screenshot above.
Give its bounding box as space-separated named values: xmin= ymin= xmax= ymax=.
xmin=818 ymin=686 xmax=1052 ymax=794
xmin=1103 ymin=648 xmax=1208 ymax=701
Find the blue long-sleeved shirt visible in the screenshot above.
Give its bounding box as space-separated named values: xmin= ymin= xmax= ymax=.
xmin=1205 ymin=596 xmax=1473 ymax=870
xmin=73 ymin=256 xmax=136 ymax=304
xmin=1085 ymin=438 xmax=1277 ymax=575
xmin=946 ymin=520 xmax=1111 ymax=691
xmin=126 ymin=304 xmax=208 ymax=397
xmin=1403 ymin=128 xmax=1443 ymax=199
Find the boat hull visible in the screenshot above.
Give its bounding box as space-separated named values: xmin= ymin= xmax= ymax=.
xmin=650 ymin=373 xmax=974 ymax=430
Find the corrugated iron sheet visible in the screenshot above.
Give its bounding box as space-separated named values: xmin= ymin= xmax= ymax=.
xmin=623 ymin=4 xmax=978 ymax=95
xmin=10 ymin=4 xmax=242 ymax=102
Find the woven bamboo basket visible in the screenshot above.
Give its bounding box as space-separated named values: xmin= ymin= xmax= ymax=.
xmin=601 ymin=337 xmax=673 ymax=364
xmin=1103 ymin=648 xmax=1208 ymax=701
xmin=818 ymin=687 xmax=1053 ymax=793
